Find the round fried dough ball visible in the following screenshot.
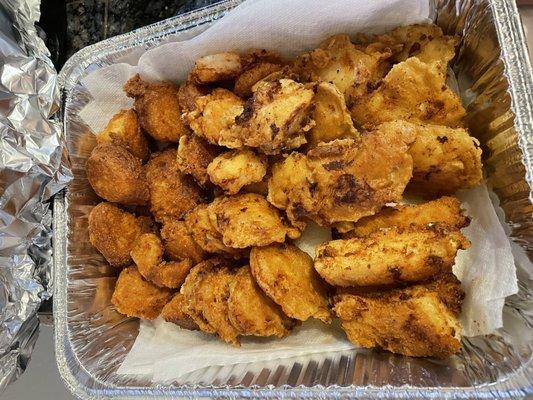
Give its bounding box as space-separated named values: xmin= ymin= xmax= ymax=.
xmin=86 ymin=143 xmax=149 ymax=205
xmin=160 ymin=220 xmax=206 ymax=264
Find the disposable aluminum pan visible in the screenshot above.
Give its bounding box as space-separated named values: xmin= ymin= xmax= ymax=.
xmin=53 ymin=0 xmax=533 ymax=398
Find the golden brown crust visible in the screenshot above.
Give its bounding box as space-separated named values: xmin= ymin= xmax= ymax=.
xmin=160 ymin=220 xmax=206 ymax=264
xmin=111 ymin=267 xmax=173 ymax=320
xmin=250 ymin=244 xmax=330 ymax=322
xmin=190 ymin=52 xmax=243 ymax=84
xmin=176 ymin=134 xmax=221 ymax=187
xmin=234 ymin=62 xmax=283 ymax=97
xmin=315 ymin=225 xmax=470 ymax=287
xmin=145 ymin=148 xmax=204 ymax=223
xmin=124 ymin=74 xmax=189 ymax=142
xmin=86 ymin=143 xmax=149 ymax=205
xmin=333 ymin=273 xmax=464 ymax=358
xmin=96 ymin=109 xmax=150 ymax=161
xmin=161 ymin=293 xmax=199 ymax=330
xmin=177 ymin=81 xmax=210 ymax=114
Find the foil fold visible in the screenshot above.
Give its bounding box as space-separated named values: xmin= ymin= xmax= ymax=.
xmin=0 ymin=0 xmax=72 ymax=392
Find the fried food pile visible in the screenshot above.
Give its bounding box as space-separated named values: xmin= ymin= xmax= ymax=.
xmin=86 ymin=24 xmax=482 ymax=358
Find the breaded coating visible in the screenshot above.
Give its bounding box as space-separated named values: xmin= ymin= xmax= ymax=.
xmin=308 ymin=82 xmax=359 ymax=148
xmin=315 ymin=225 xmax=470 ymax=287
xmin=190 ymin=52 xmax=243 ymax=84
xmin=124 ymin=74 xmax=189 ymax=142
xmin=250 ymin=244 xmax=330 ymax=322
xmin=350 ymin=58 xmax=466 ymax=129
xmin=209 ymin=193 xmax=300 ymax=248
xmin=177 ymin=81 xmax=210 ymax=114
xmin=344 ymin=196 xmax=469 ymax=238
xmin=207 ymin=149 xmax=268 ymax=194
xmin=130 ymin=233 xmax=193 ymax=289
xmin=176 ymin=134 xmax=220 ymax=187
xmin=333 ymin=273 xmax=464 ymax=358
xmin=161 ymin=293 xmax=199 ymax=330
xmin=221 ymin=79 xmax=315 ymax=154
xmin=181 ymin=259 xmax=240 ymax=345
xmin=145 ymin=149 xmax=204 ymax=222
xmin=268 ymin=123 xmax=416 ymax=228
xmin=184 ymin=88 xmax=244 ymax=145
xmin=88 ymin=202 xmax=153 ymax=267
xmin=405 ymin=122 xmax=483 ymax=196
xmin=86 ymin=143 xmax=149 ymax=205
xmin=228 ymin=266 xmax=296 ymax=338
xmin=95 ymin=108 xmax=150 ymax=161
xmin=234 ymin=62 xmax=283 ymax=97
xmin=160 ymin=220 xmax=206 ymax=264
xmin=111 ymin=267 xmax=173 ymax=320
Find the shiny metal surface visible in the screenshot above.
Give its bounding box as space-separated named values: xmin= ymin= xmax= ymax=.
xmin=54 ymin=0 xmax=533 ymax=398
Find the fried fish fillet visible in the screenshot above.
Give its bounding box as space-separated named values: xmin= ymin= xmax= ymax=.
xmin=124 ymin=74 xmax=189 ymax=142
xmin=161 ymin=293 xmax=199 ymax=330
xmin=176 ymin=134 xmax=221 ymax=187
xmin=250 ymin=244 xmax=330 ymax=322
xmin=315 ymin=225 xmax=470 ymax=287
xmin=88 ymin=202 xmax=153 ymax=267
xmin=344 ymin=196 xmax=469 ymax=238
xmin=350 ymin=58 xmax=465 ymax=129
xmin=184 ymin=88 xmax=245 ymax=145
xmin=221 ymin=79 xmax=315 ymax=154
xmin=207 ymin=149 xmax=268 ymax=194
xmin=228 ymin=266 xmax=296 ymax=338
xmin=130 ymin=233 xmax=193 ymax=289
xmin=190 ymin=52 xmax=243 ymax=84
xmin=95 ymin=109 xmax=150 ymax=161
xmin=332 ymin=273 xmax=464 ymax=358
xmin=111 ymin=267 xmax=173 ymax=320
xmin=405 ymin=122 xmax=483 ymax=196
xmin=160 ymin=220 xmax=206 ymax=264
xmin=180 ymin=258 xmax=240 ymax=345
xmin=145 ymin=149 xmax=204 ymax=222
xmin=86 ymin=143 xmax=149 ymax=205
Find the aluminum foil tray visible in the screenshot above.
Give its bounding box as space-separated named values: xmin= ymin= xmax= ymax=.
xmin=53 ymin=0 xmax=533 ymax=398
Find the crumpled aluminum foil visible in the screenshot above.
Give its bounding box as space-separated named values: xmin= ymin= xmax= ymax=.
xmin=0 ymin=0 xmax=72 ymax=392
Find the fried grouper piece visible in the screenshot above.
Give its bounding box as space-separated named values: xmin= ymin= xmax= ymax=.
xmin=124 ymin=74 xmax=190 ymax=142
xmin=145 ymin=149 xmax=204 ymax=222
xmin=315 ymin=225 xmax=470 ymax=287
xmin=86 ymin=143 xmax=149 ymax=205
xmin=350 ymin=58 xmax=466 ymax=129
xmin=112 ymin=267 xmax=173 ymax=320
xmin=250 ymin=244 xmax=330 ymax=322
xmin=333 ymin=273 xmax=464 ymax=358
xmin=268 ymin=122 xmax=416 ymax=228
xmin=405 ymin=122 xmax=483 ymax=197
xmin=344 ymin=196 xmax=469 ymax=238
xmin=160 ymin=220 xmax=206 ymax=264
xmin=95 ymin=109 xmax=150 ymax=161
xmin=207 ymin=149 xmax=268 ymax=194
xmin=228 ymin=266 xmax=296 ymax=338
xmin=176 ymin=134 xmax=220 ymax=187
xmin=88 ymin=202 xmax=153 ymax=267
xmin=180 ymin=258 xmax=240 ymax=345
xmin=221 ymin=79 xmax=315 ymax=154
xmin=161 ymin=293 xmax=199 ymax=330
xmin=189 ymin=52 xmax=243 ymax=84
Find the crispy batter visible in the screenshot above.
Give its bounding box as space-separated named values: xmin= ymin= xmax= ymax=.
xmin=124 ymin=74 xmax=189 ymax=142
xmin=95 ymin=108 xmax=150 ymax=161
xmin=268 ymin=123 xmax=416 ymax=228
xmin=160 ymin=220 xmax=206 ymax=264
xmin=177 ymin=81 xmax=210 ymax=114
xmin=184 ymin=88 xmax=245 ymax=145
xmin=350 ymin=58 xmax=466 ymax=129
xmin=315 ymin=225 xmax=470 ymax=287
xmin=234 ymin=62 xmax=283 ymax=97
xmin=180 ymin=259 xmax=240 ymax=345
xmin=241 ymin=49 xmax=283 ymax=67
xmin=111 ymin=267 xmax=173 ymax=320
xmin=250 ymin=244 xmax=330 ymax=322
xmin=88 ymin=202 xmax=152 ymax=268
xmin=344 ymin=196 xmax=469 ymax=238
xmin=221 ymin=79 xmax=315 ymax=154
xmin=145 ymin=149 xmax=204 ymax=222
xmin=207 ymin=149 xmax=268 ymax=194
xmin=308 ymin=82 xmax=359 ymax=148
xmin=209 ymin=193 xmax=300 ymax=248
xmin=86 ymin=143 xmax=149 ymax=205
xmin=228 ymin=266 xmax=296 ymax=337
xmin=405 ymin=122 xmax=483 ymax=196
xmin=176 ymin=134 xmax=221 ymax=187
xmin=190 ymin=52 xmax=243 ymax=84
xmin=333 ymin=273 xmax=464 ymax=358
xmin=161 ymin=293 xmax=199 ymax=330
